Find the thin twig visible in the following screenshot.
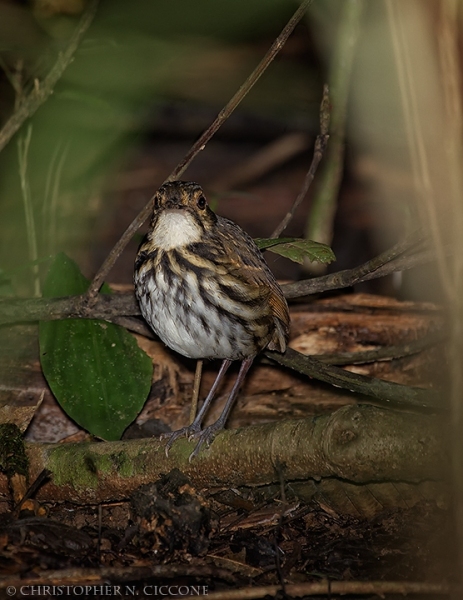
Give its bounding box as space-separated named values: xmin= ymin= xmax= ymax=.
xmin=189 ymin=360 xmax=203 ymax=424
xmin=17 ymin=125 xmax=40 ymax=297
xmin=0 ymin=57 xmax=24 ymax=111
xmin=42 ymin=140 xmax=69 ymax=255
xmin=282 ymin=229 xmax=429 ymax=298
xmin=84 ymin=0 xmax=315 ymax=306
xmin=283 ymin=248 xmax=437 ymax=298
xmin=0 ymin=0 xmax=98 ymax=154
xmin=270 ymin=84 xmax=330 ymax=238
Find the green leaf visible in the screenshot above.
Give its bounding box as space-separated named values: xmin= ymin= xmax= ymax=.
xmin=255 ymin=237 xmax=336 ymax=265
xmin=39 ymin=253 xmax=153 ymax=441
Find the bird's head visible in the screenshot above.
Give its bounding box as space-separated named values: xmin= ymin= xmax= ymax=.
xmin=149 ymin=181 xmax=217 ymax=249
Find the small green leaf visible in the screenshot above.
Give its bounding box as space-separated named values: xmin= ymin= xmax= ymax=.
xmin=255 ymin=237 xmax=336 ymax=265
xmin=39 ymin=253 xmax=153 ymax=441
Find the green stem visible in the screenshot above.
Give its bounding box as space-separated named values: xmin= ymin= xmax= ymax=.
xmin=305 ymin=0 xmax=365 ymax=266
xmin=17 ymin=125 xmax=40 ymax=297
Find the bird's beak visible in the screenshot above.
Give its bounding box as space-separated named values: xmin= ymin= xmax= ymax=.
xmin=164 ymin=198 xmax=185 ymax=210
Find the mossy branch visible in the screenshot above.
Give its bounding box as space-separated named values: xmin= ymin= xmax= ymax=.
xmin=0 ymin=405 xmax=446 ymax=504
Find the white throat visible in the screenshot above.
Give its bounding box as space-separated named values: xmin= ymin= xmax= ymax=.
xmin=152 ymin=210 xmax=202 ymax=250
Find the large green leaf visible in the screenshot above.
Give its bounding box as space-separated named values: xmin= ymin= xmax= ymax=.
xmin=255 ymin=237 xmax=336 ymax=265
xmin=39 ymin=253 xmax=153 ymax=441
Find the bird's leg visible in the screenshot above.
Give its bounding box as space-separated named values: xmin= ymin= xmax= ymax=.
xmin=162 ymin=359 xmax=232 ymax=455
xmin=189 ymin=355 xmax=255 ymax=461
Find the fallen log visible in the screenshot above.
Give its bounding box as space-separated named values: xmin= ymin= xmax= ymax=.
xmin=0 ymin=404 xmax=446 ymax=505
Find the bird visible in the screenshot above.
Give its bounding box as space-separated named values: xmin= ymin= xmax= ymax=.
xmin=134 ymin=181 xmax=290 ymax=459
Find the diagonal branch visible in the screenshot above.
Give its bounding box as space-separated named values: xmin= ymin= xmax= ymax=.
xmin=84 ymin=0 xmax=315 ymax=305
xmin=282 ymin=229 xmax=430 ymax=298
xmin=265 ymin=347 xmax=442 ymax=411
xmin=0 ymin=0 xmax=98 ymax=153
xmin=271 ymin=84 xmax=330 ymax=238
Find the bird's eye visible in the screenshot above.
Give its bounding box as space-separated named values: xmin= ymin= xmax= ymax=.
xmin=197 ymin=195 xmax=207 ymax=210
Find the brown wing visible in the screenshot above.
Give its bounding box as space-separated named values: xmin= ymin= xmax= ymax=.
xmin=219 ymin=220 xmax=290 ymax=351
xmin=217 ymin=218 xmax=281 ymax=285
xmin=268 ymin=285 xmax=290 ymax=324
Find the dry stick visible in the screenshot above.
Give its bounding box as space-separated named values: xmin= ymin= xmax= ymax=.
xmin=0 ymin=57 xmax=24 ymax=111
xmin=270 ymin=84 xmax=330 ymax=239
xmin=205 ymin=581 xmax=451 ymax=600
xmin=189 ymin=359 xmax=203 ymax=424
xmin=0 ymin=0 xmax=98 ymax=153
xmin=0 ymin=238 xmax=435 ymax=327
xmin=0 ymin=565 xmax=235 ymax=590
xmin=84 ymin=0 xmax=314 ymax=306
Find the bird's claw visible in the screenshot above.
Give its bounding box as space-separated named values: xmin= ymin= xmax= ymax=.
xmin=160 ymin=424 xmax=200 ymax=457
xmin=160 ymin=422 xmax=224 ymax=461
xmin=187 ymin=429 xmax=214 ymax=461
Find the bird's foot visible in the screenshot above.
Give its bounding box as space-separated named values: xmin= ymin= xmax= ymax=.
xmin=160 ymin=420 xmax=225 ymax=461
xmin=160 ymin=422 xmax=202 ymax=457
xmin=187 ymin=421 xmax=225 ymax=461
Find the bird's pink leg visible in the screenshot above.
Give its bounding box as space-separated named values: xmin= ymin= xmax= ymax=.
xmin=162 ymin=359 xmax=232 ymax=455
xmin=188 ymin=355 xmax=255 ymax=460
